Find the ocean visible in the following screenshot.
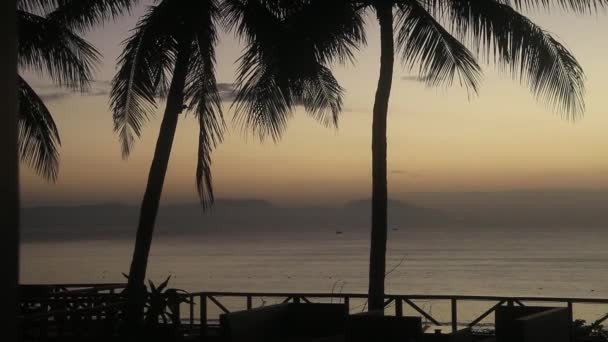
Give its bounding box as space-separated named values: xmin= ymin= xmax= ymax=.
xmin=20 ymin=226 xmax=608 ymax=327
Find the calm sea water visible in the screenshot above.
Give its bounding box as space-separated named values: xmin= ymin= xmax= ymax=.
xmin=20 ymin=226 xmax=608 ymax=324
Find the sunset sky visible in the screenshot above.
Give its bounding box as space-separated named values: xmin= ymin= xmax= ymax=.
xmin=20 ymin=4 xmax=608 ymax=206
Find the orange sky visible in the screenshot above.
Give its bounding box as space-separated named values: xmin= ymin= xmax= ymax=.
xmin=20 ymin=5 xmax=608 ymax=205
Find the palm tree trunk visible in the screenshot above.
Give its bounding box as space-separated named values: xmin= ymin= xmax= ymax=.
xmin=125 ymin=40 xmax=191 ymax=328
xmin=368 ymin=1 xmax=394 ymax=312
xmin=0 ymin=2 xmax=19 ymax=340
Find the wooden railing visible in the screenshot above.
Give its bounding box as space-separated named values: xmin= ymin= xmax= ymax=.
xmin=179 ymin=292 xmax=608 ymax=336
xmin=18 ymin=284 xmax=608 ymax=339
xmin=19 ymin=284 xmax=127 ymax=340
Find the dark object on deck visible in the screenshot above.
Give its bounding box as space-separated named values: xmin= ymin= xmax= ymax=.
xmin=424 ymin=328 xmax=473 ymax=342
xmin=495 ymin=306 xmax=571 ymax=342
xmin=220 ymin=303 xmax=347 ymax=342
xmin=345 ymin=311 xmax=423 ymax=342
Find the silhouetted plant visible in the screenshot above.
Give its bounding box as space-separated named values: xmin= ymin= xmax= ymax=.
xmin=16 ymin=0 xmax=135 ymax=181
xmin=574 ymin=319 xmax=608 ymax=342
xmin=227 ymin=0 xmax=607 ymax=311
xmin=144 ymin=276 xmax=191 ymax=329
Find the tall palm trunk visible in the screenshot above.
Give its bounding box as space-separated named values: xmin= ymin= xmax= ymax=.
xmin=126 ymin=39 xmax=191 ymax=326
xmin=368 ymin=2 xmax=394 ymax=312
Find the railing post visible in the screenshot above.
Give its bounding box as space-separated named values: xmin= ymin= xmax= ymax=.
xmin=200 ymin=295 xmax=207 ymax=339
xmin=395 ymin=298 xmax=403 ymax=317
xmin=451 ymin=298 xmax=458 ymax=333
xmin=173 ymin=298 xmax=181 ymax=328
xmin=189 ymin=295 xmax=194 ymax=330
xmin=568 ymin=301 xmax=574 ymax=342
xmin=344 ymin=297 xmax=350 ymax=316
xmin=294 ymin=297 xmax=301 ymax=304
xmin=246 ymin=295 xmax=252 ymax=310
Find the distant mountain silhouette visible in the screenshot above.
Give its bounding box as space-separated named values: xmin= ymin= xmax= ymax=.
xmin=20 ymin=198 xmax=446 ymax=241
xmin=398 ymin=189 xmax=608 ymax=227
xmin=344 ymin=198 xmax=446 ymax=227
xmin=21 ymin=189 xmax=608 ymax=241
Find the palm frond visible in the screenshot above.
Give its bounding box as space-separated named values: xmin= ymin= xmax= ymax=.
xmin=17 ymin=0 xmax=58 ymax=14
xmin=18 ymin=10 xmax=101 ymax=91
xmin=299 ymin=64 xmax=343 ymax=127
xmin=445 ymin=0 xmax=586 ymax=117
xmin=227 ymin=0 xmax=352 ymax=140
xmin=286 ymin=0 xmax=366 ymax=65
xmin=184 ymin=0 xmax=225 ymax=207
xmin=18 ymin=76 xmax=61 ymax=182
xmin=222 ymin=0 xmax=283 ymax=48
xmin=498 ymin=0 xmax=608 ymax=13
xmin=232 ymin=50 xmax=292 ymax=140
xmin=396 ymin=1 xmax=482 ymax=94
xmin=110 ymin=2 xmax=177 ymax=157
xmin=48 ymin=0 xmax=137 ymax=32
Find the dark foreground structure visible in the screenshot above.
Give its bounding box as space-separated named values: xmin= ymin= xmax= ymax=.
xmin=18 ymin=284 xmax=608 ymax=342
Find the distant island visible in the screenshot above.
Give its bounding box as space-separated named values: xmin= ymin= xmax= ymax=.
xmin=21 ymin=189 xmax=608 ymax=241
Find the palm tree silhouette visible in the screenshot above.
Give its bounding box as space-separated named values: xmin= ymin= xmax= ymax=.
xmin=113 ymin=0 xmax=353 ymax=325
xmin=227 ymin=0 xmax=605 ymax=311
xmin=16 ymin=0 xmax=135 ymax=181
xmin=110 ymin=0 xmax=225 ymax=325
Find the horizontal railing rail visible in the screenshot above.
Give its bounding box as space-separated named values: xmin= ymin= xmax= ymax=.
xmin=182 ymin=292 xmax=608 ymax=335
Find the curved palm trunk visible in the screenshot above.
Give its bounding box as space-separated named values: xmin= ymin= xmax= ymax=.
xmin=125 ymin=41 xmax=191 ymax=327
xmin=368 ymin=2 xmax=394 ymax=312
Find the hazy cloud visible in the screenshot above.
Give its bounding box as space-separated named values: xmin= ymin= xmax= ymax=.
xmin=401 ymin=75 xmax=431 ymax=83
xmin=218 ymin=83 xmax=237 ymax=102
xmin=36 ymin=80 xmax=111 ymax=103
xmin=37 ymin=81 xmax=238 ymax=104
xmin=391 ymin=169 xmax=421 ymax=178
xmin=40 ymin=92 xmax=71 ymax=102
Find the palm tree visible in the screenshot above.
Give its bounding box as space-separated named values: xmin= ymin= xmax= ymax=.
xmin=110 ymin=0 xmax=225 ymax=323
xmin=113 ymin=0 xmax=356 ymax=325
xmin=16 ymin=0 xmax=135 ymax=181
xmin=227 ymin=0 xmax=606 ymax=311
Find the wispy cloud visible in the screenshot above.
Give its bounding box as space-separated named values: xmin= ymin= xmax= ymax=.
xmin=391 ymin=169 xmax=421 ymax=178
xmin=35 ymin=80 xmax=111 ymax=103
xmin=218 ymin=83 xmax=237 ymax=102
xmin=37 ymin=81 xmax=237 ymax=104
xmin=401 ymin=75 xmax=432 ymax=83
xmin=39 ymin=92 xmax=71 ymax=102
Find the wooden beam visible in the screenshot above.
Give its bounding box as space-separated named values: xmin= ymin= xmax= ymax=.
xmin=200 ymin=295 xmax=207 ymax=337
xmin=403 ymin=299 xmax=441 ymax=326
xmin=594 ymin=312 xmax=608 ymax=325
xmin=246 ymin=295 xmax=252 ymax=310
xmin=344 ymin=297 xmax=350 ymax=315
xmin=395 ymin=298 xmax=403 ymax=317
xmin=193 ymin=292 xmax=608 ymax=305
xmin=189 ymin=295 xmax=194 ymax=328
xmin=468 ymin=301 xmax=505 ymax=327
xmin=208 ymin=296 xmax=230 ymax=314
xmin=451 ymin=299 xmax=458 ymax=333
